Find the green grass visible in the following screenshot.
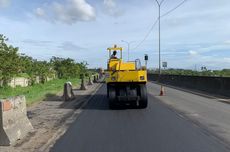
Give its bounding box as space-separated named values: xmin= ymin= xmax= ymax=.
xmin=0 ymin=78 xmax=80 ymax=106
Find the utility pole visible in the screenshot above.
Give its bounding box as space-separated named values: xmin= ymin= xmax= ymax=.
xmin=121 ymin=40 xmax=135 ymax=61
xmin=155 ymin=0 xmax=163 ymax=75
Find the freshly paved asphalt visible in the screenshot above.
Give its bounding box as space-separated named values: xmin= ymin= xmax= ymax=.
xmin=50 ymin=84 xmax=230 ymax=152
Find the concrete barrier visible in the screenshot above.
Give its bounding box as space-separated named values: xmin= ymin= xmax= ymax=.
xmin=63 ymin=82 xmax=75 ymax=101
xmin=96 ymin=75 xmax=99 ymax=81
xmin=93 ymin=75 xmax=97 ymax=83
xmin=0 ymin=96 xmax=33 ymax=146
xmin=148 ymin=74 xmax=230 ymax=97
xmin=80 ymin=78 xmax=87 ymax=90
xmin=88 ymin=77 xmax=93 ymax=85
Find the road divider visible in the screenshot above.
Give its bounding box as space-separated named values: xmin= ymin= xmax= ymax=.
xmin=93 ymin=75 xmax=97 ymax=83
xmin=63 ymin=82 xmax=75 ymax=101
xmin=0 ymin=96 xmax=33 ymax=146
xmin=80 ymin=78 xmax=87 ymax=90
xmin=88 ymin=77 xmax=93 ymax=85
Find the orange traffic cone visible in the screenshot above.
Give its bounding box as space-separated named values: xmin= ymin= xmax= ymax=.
xmin=159 ymin=85 xmax=165 ymax=96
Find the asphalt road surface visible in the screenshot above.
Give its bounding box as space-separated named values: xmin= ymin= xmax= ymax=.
xmin=50 ymin=84 xmax=230 ymax=152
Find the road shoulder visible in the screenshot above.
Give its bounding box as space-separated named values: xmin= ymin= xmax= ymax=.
xmin=0 ymin=81 xmax=103 ymax=152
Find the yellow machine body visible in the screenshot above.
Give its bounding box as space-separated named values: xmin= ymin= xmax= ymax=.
xmin=105 ymin=45 xmax=148 ymax=109
xmin=105 ymin=46 xmax=147 ymax=84
xmin=106 ymin=59 xmax=147 ymax=83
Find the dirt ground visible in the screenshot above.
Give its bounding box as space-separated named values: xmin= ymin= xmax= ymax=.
xmin=0 ymin=81 xmax=102 ymax=152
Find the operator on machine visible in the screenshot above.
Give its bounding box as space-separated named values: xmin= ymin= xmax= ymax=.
xmin=110 ymin=51 xmax=117 ymax=59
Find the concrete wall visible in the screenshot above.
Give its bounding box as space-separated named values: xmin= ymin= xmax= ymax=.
xmin=35 ymin=76 xmax=40 ymax=84
xmin=46 ymin=76 xmax=54 ymax=82
xmin=148 ymin=74 xmax=230 ymax=97
xmin=8 ymin=77 xmax=29 ymax=88
xmin=0 ymin=75 xmax=56 ymax=88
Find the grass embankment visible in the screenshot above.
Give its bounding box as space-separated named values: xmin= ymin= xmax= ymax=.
xmin=0 ymin=78 xmax=80 ymax=106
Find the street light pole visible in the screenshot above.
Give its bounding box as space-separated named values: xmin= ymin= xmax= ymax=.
xmin=155 ymin=0 xmax=162 ymax=75
xmin=127 ymin=43 xmax=130 ymax=61
xmin=121 ymin=40 xmax=135 ymax=61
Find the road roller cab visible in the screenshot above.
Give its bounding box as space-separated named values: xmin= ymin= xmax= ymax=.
xmin=105 ymin=45 xmax=148 ymax=109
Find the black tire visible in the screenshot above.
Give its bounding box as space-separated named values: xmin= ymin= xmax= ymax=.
xmin=139 ymin=84 xmax=148 ymax=109
xmin=108 ymin=85 xmax=116 ymax=109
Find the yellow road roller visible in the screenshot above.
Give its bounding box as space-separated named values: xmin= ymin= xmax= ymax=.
xmin=105 ymin=45 xmax=148 ymax=109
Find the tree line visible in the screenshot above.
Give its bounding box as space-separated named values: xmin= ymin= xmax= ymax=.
xmin=148 ymin=68 xmax=230 ymax=77
xmin=0 ymin=34 xmax=87 ymax=86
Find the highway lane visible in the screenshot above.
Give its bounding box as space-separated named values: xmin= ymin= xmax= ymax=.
xmin=147 ymin=82 xmax=230 ymax=144
xmin=50 ymin=84 xmax=230 ymax=152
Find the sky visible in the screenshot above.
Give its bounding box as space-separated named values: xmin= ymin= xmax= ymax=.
xmin=0 ymin=0 xmax=230 ymax=70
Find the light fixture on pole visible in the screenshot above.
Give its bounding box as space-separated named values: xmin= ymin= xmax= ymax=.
xmin=121 ymin=40 xmax=135 ymax=61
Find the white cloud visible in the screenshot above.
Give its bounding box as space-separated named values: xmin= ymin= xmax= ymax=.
xmin=224 ymin=40 xmax=230 ymax=45
xmin=223 ymin=57 xmax=230 ymax=63
xmin=0 ymin=0 xmax=10 ymax=7
xmin=58 ymin=41 xmax=85 ymax=51
xmin=103 ymin=0 xmax=124 ymax=17
xmin=189 ymin=50 xmax=198 ymax=56
xmin=195 ymin=55 xmax=230 ymax=68
xmin=185 ymin=43 xmax=230 ymax=56
xmin=35 ymin=0 xmax=96 ymax=24
xmin=22 ymin=39 xmax=52 ymax=47
xmin=35 ymin=8 xmax=46 ymax=18
xmin=104 ymin=0 xmax=116 ymax=8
